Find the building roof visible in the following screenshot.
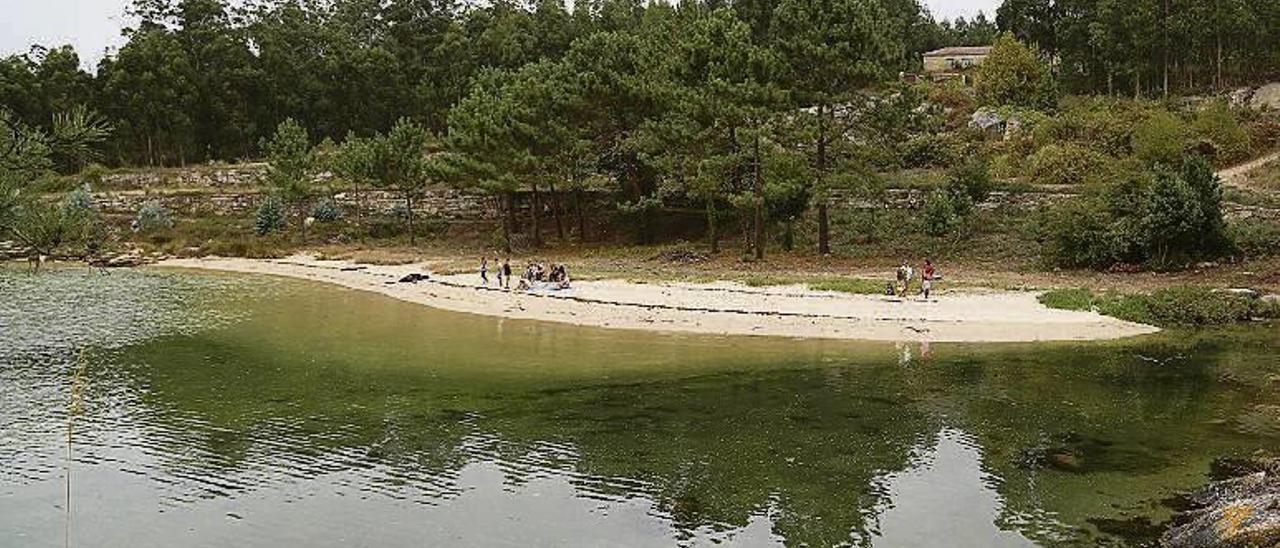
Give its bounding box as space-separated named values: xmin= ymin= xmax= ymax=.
xmin=923 ymin=46 xmax=992 ymax=58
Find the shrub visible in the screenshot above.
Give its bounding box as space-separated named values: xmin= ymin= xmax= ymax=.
xmin=1132 ymin=111 xmax=1188 ymax=167
xmin=1039 ymin=157 xmax=1227 ymax=269
xmin=1228 ymin=218 xmax=1280 ymax=257
xmin=311 ymin=198 xmax=344 ymax=223
xmin=1192 ymin=102 xmax=1251 ymax=164
xmin=1138 ymin=287 xmax=1255 ymax=326
xmin=900 ymin=133 xmax=959 ymax=169
xmin=1038 ymin=195 xmax=1132 ymax=268
xmin=1246 ymin=115 xmax=1280 ymax=151
xmin=79 ymin=163 xmax=109 ymax=186
xmin=60 ymin=184 xmax=96 ymax=219
xmin=1028 ymin=143 xmax=1106 ymax=185
xmin=946 ymin=157 xmax=993 ymax=205
xmin=255 ymin=195 xmax=288 ymax=236
xmin=1040 ymin=287 xmax=1268 ymax=327
xmin=922 ymin=190 xmax=967 ymax=236
xmin=135 ymin=201 xmax=174 ymax=232
xmin=989 ymin=154 xmax=1021 ymax=180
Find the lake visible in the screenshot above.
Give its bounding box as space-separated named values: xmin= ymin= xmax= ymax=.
xmin=1 ymin=268 xmax=1277 ymax=547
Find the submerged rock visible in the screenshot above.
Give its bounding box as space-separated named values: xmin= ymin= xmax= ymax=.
xmin=1161 ymin=456 xmax=1280 ymax=547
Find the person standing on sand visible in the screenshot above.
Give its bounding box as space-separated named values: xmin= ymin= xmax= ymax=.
xmin=502 ymin=259 xmax=512 ymax=289
xmin=896 ymin=262 xmax=909 ymax=297
xmin=905 ymin=263 xmax=914 ymax=296
xmin=480 ymin=257 xmax=489 ymax=286
xmin=922 ymin=259 xmax=936 ymax=300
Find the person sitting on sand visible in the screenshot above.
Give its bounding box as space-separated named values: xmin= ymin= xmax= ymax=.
xmin=555 ymin=265 xmax=571 ymax=289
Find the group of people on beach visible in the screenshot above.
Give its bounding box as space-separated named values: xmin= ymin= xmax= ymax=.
xmin=480 ymin=257 xmax=571 ymax=291
xmin=889 ymin=258 xmax=938 ymax=300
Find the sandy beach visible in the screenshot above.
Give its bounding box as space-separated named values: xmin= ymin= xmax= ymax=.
xmin=158 ymin=255 xmax=1160 ymax=343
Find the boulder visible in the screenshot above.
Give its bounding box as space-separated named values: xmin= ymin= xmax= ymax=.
xmin=1228 ymin=88 xmax=1255 ymax=109
xmin=969 ymin=108 xmax=1005 ymax=132
xmin=1215 ymin=288 xmax=1260 ymax=300
xmin=1251 ymin=83 xmax=1280 ymax=111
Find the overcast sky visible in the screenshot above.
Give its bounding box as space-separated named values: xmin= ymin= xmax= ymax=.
xmin=1 ymin=0 xmax=1002 ymax=68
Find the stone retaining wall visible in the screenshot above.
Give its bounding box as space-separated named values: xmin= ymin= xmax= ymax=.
xmin=94 ymin=188 xmax=496 ymax=220
xmin=100 ymin=163 xmax=271 ymax=189
xmin=92 ymin=164 xmax=1276 ymax=222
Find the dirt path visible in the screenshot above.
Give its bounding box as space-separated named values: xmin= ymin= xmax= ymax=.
xmin=1219 ymin=151 xmax=1280 ymax=186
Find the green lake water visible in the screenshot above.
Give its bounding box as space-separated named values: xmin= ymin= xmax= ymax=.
xmin=1 ymin=268 xmax=1277 ymax=547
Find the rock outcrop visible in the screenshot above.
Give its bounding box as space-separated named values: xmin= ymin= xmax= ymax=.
xmin=1162 ymin=456 xmax=1280 ymax=548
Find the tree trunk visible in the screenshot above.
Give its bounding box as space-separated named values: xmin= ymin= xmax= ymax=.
xmin=1216 ymin=33 xmax=1224 ymax=90
xmin=405 ymin=194 xmax=416 ymax=246
xmin=501 ymin=193 xmax=514 ymax=253
xmin=508 ymin=191 xmax=521 ymax=234
xmin=817 ymin=103 xmax=831 ymax=256
xmin=1162 ymin=0 xmax=1170 ymax=97
xmin=549 ymin=179 xmax=565 ymax=240
xmin=706 ymin=200 xmax=719 ymax=254
xmin=783 ymin=220 xmax=794 ymax=251
xmin=753 ymin=130 xmax=764 ymax=261
xmin=573 ymin=189 xmax=587 ymax=242
xmin=530 ymin=182 xmax=543 ymax=247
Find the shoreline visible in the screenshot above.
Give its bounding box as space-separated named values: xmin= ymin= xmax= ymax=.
xmin=156 ymin=255 xmax=1161 ymax=343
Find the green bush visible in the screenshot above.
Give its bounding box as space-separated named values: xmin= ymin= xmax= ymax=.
xmin=1132 ymin=111 xmax=1187 ymax=167
xmin=255 ymin=195 xmax=289 ymax=236
xmin=1038 ymin=156 xmax=1229 ymax=269
xmin=1192 ymin=102 xmax=1251 ymax=164
xmin=900 ymin=133 xmax=959 ymax=169
xmin=79 ymin=163 xmax=109 ymax=186
xmin=1038 ymin=195 xmax=1133 ymax=268
xmin=135 ymin=201 xmax=174 ymax=232
xmin=1040 ymin=287 xmax=1270 ymax=327
xmin=1028 ymin=143 xmax=1107 ymax=185
xmin=923 ymin=190 xmax=967 ymax=236
xmin=1228 ymin=218 xmax=1280 ymax=257
xmin=311 ymin=198 xmax=344 ymax=223
xmin=1138 ymin=287 xmax=1255 ymax=326
xmin=946 ymin=157 xmax=993 ymax=205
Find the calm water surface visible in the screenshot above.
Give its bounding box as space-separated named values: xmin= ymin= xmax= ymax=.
xmin=1 ymin=268 xmax=1277 ymax=547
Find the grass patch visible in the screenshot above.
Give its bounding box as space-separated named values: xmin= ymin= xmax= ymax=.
xmin=1040 ymin=286 xmax=1277 ymax=327
xmin=808 ymin=278 xmax=888 ymax=295
xmin=740 ymin=275 xmax=798 ymax=288
xmin=1038 ymin=288 xmax=1095 ymax=311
